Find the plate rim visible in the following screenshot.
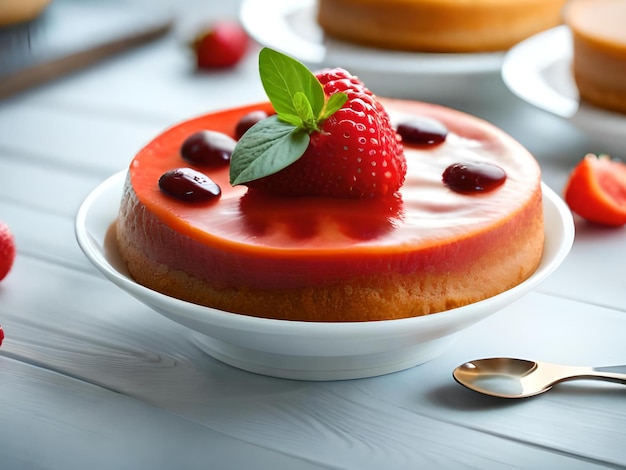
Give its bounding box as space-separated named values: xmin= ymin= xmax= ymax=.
xmin=502 ymin=25 xmax=626 ymax=154
xmin=503 ymin=25 xmax=626 ymax=128
xmin=502 ymin=25 xmax=578 ymax=118
xmin=75 ymin=170 xmax=574 ymax=340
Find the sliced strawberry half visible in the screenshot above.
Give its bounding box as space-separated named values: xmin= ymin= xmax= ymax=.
xmin=564 ymin=153 xmax=626 ymax=227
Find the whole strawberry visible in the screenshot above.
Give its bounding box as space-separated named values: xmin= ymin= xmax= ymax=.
xmin=0 ymin=221 xmax=15 ymax=281
xmin=230 ymin=48 xmax=406 ymax=198
xmin=192 ymin=21 xmax=250 ymax=69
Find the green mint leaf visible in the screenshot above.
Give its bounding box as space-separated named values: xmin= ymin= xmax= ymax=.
xmin=277 ymin=112 xmax=303 ymax=128
xmin=230 ymin=48 xmax=350 ymax=185
xmin=321 ymin=92 xmax=348 ymax=121
xmin=292 ymin=92 xmax=317 ymax=131
xmin=230 ymin=115 xmax=310 ymax=186
xmin=259 ymin=48 xmax=325 ymax=123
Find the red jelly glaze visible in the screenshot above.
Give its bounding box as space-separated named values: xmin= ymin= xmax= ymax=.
xmin=123 ymin=100 xmax=541 ymax=289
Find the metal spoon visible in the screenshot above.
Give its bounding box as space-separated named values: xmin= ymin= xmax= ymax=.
xmin=453 ymin=357 xmax=626 ymax=398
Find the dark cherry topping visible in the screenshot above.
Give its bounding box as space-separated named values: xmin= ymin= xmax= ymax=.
xmin=235 ymin=110 xmax=269 ymax=140
xmin=180 ymin=130 xmax=235 ymax=167
xmin=397 ymin=117 xmax=448 ymax=146
xmin=158 ymin=167 xmax=221 ymax=202
xmin=442 ymin=162 xmax=506 ymax=193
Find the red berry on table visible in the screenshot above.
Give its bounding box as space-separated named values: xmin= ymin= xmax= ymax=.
xmin=0 ymin=221 xmax=15 ymax=281
xmin=0 ymin=324 xmax=4 ymax=347
xmin=230 ymin=48 xmax=406 ymax=199
xmin=191 ymin=21 xmax=250 ymax=69
xmin=563 ymin=153 xmax=626 ymax=227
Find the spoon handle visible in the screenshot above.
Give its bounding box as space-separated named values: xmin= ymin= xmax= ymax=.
xmin=594 ymin=365 xmax=626 ymax=375
xmin=586 ymin=365 xmax=626 ymax=385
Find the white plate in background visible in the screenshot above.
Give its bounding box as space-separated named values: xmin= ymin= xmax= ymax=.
xmin=240 ymin=0 xmax=504 ymax=100
xmin=502 ymin=26 xmax=626 ymax=156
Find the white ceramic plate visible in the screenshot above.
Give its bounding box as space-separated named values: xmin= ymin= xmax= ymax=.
xmin=76 ymin=171 xmax=574 ymax=381
xmin=239 ymin=0 xmax=503 ymax=100
xmin=502 ymin=26 xmax=626 ymax=156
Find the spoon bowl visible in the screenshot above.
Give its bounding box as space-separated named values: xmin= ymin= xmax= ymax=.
xmin=453 ymin=357 xmax=626 ymax=398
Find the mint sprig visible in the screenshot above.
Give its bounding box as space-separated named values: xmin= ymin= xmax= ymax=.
xmin=230 ymin=48 xmax=348 ymax=186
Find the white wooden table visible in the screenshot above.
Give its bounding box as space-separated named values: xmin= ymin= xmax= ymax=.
xmin=1 ymin=1 xmax=625 ymax=468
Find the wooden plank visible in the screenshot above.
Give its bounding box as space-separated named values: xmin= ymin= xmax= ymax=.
xmin=0 ymin=256 xmax=624 ymax=468
xmin=0 ymin=159 xmax=105 ymax=219
xmin=0 ymin=105 xmax=166 ymax=177
xmin=0 ymin=357 xmax=330 ymax=470
xmin=0 ymin=201 xmax=87 ymax=272
xmin=536 ymin=217 xmax=626 ymax=311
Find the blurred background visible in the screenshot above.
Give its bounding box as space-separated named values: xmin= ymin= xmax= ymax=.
xmin=0 ymin=0 xmax=265 ymax=121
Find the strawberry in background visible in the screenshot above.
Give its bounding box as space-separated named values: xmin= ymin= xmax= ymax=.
xmin=191 ymin=20 xmax=250 ymax=69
